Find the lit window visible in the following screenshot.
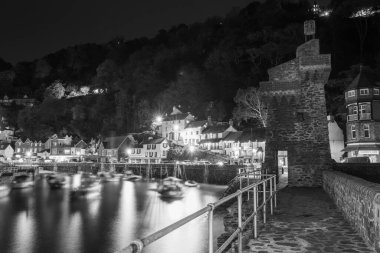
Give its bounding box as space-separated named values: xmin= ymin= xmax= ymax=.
xmin=374 ymin=89 xmax=379 ymax=95
xmin=351 ymin=125 xmax=356 ymax=139
xmin=348 ymin=90 xmax=356 ymax=97
xmin=360 ymin=89 xmax=369 ymax=95
xmin=359 ymin=104 xmax=366 ymax=114
xmin=353 ymin=106 xmax=358 ymax=114
xmin=364 ymin=124 xmax=370 ymax=138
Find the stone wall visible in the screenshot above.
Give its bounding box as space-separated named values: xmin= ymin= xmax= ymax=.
xmin=323 ymin=170 xmax=380 ymax=251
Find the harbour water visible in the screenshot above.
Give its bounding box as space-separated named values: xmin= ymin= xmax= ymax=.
xmin=0 ymin=177 xmax=227 ymax=253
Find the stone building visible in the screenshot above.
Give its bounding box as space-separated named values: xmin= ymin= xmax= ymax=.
xmin=343 ymin=70 xmax=380 ymax=162
xmin=260 ymin=20 xmax=331 ymax=187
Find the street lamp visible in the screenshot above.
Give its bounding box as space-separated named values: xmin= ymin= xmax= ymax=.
xmin=155 ymin=116 xmax=163 ymax=123
xmin=189 ymin=146 xmax=195 ymax=153
xmin=126 ymin=148 xmax=132 ymax=163
xmin=173 ymin=124 xmax=179 ymax=131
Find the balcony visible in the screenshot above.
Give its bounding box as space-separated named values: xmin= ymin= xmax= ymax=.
xmin=347 ymin=114 xmax=358 ymax=121
xmin=360 ymin=113 xmax=371 ymax=120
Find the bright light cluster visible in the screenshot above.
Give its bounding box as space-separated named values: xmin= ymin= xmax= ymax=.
xmin=319 ymin=9 xmax=332 ymax=17
xmin=350 ymin=7 xmax=376 ymax=18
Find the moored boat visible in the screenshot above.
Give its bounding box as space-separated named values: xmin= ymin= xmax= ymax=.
xmin=46 ymin=174 xmax=67 ymax=189
xmin=0 ymin=184 xmax=11 ymax=198
xmin=184 ymin=180 xmax=199 ymax=187
xmin=123 ymin=171 xmax=142 ymax=182
xmin=157 ymin=177 xmax=184 ymax=199
xmin=11 ymin=175 xmax=34 ymax=189
xmin=70 ymin=176 xmax=102 ymax=199
xmin=98 ymin=172 xmax=121 ymax=182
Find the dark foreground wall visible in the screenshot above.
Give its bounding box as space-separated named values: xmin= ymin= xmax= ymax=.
xmin=332 ymin=163 xmax=380 ymax=184
xmin=323 ymin=170 xmax=380 ymax=252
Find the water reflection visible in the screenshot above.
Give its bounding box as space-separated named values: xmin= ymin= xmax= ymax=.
xmin=0 ymin=178 xmax=226 ymax=253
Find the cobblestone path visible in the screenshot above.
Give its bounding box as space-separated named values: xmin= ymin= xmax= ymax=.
xmin=244 ymin=187 xmax=375 ymax=253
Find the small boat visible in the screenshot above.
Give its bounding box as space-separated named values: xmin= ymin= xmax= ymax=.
xmin=11 ymin=175 xmax=34 ymax=189
xmin=0 ymin=184 xmax=11 ymax=198
xmin=157 ymin=177 xmax=184 ymax=199
xmin=184 ymin=180 xmax=199 ymax=187
xmin=123 ymin=171 xmax=142 ymax=182
xmin=46 ymin=174 xmax=67 ymax=189
xmin=98 ymin=172 xmax=121 ymax=182
xmin=70 ymin=176 xmax=102 ymax=199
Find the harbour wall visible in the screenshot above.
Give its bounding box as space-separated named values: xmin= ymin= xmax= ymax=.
xmin=323 ymin=170 xmax=380 ymax=252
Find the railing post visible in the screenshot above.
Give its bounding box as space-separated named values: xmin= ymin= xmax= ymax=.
xmin=239 ymin=169 xmax=242 ymax=191
xmin=238 ymin=192 xmax=242 ymax=253
xmin=263 ymin=181 xmax=266 ymax=224
xmin=253 ymin=185 xmax=257 ymax=238
xmin=270 ymin=177 xmax=273 ymax=215
xmin=274 ymin=175 xmax=277 ymax=208
xmin=208 ymin=204 xmax=214 ymax=253
xmin=247 ymin=171 xmax=250 ymax=200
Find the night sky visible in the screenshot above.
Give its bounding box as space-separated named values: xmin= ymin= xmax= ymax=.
xmin=0 ymin=0 xmax=253 ymax=64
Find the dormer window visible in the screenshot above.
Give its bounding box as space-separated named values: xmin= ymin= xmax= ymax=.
xmin=348 ymin=90 xmax=356 ymax=97
xmin=374 ymin=89 xmax=379 ymax=95
xmin=359 ymin=89 xmax=369 ymax=95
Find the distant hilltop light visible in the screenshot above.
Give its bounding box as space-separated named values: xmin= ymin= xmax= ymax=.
xmin=319 ymin=9 xmax=332 ymax=17
xmin=350 ymin=7 xmax=379 ymax=18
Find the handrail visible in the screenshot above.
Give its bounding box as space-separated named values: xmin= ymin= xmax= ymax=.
xmin=114 ymin=168 xmax=278 ymax=253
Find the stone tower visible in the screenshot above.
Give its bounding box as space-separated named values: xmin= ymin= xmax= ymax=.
xmin=260 ymin=20 xmax=331 ymax=187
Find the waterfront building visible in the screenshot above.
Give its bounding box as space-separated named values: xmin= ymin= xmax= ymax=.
xmin=159 ymin=106 xmax=195 ymax=145
xmin=0 ymin=128 xmax=15 ymax=142
xmin=223 ymin=129 xmax=266 ymax=165
xmin=0 ymin=94 xmax=37 ymax=107
xmin=0 ymin=142 xmax=14 ymax=161
xmin=327 ymin=115 xmax=344 ymax=162
xmin=199 ymin=120 xmax=237 ymax=154
xmin=98 ymin=135 xmax=134 ymax=162
xmin=343 ymin=70 xmax=380 ymax=162
xmin=181 ymin=119 xmax=208 ymax=147
xmin=14 ymin=138 xmax=44 ymax=159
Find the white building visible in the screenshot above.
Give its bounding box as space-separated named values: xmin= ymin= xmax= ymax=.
xmin=0 ymin=143 xmax=14 ymax=161
xmin=160 ymin=106 xmax=194 ymax=145
xmin=182 ymin=120 xmax=208 ymax=146
xmin=327 ymin=115 xmax=344 ymax=162
xmin=199 ymin=120 xmax=237 ymax=154
xmin=128 ymin=137 xmax=170 ymax=163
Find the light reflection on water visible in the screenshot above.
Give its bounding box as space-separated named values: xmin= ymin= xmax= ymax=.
xmin=0 ymin=178 xmax=227 ymax=253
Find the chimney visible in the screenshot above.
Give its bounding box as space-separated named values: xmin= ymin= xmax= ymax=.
xmin=207 ymin=116 xmax=212 ymax=125
xmin=229 ymin=119 xmax=233 ymax=126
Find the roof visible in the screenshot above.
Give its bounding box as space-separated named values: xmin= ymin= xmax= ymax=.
xmin=223 ymin=131 xmax=243 ymax=141
xmin=199 ymin=138 xmax=222 ymax=144
xmin=102 ymin=136 xmax=130 ymax=149
xmin=238 ymin=128 xmax=266 ymax=142
xmin=185 ymin=120 xmax=207 ymax=129
xmin=164 ymin=113 xmax=191 ymax=121
xmin=346 ymin=70 xmax=380 ymax=91
xmin=141 ymin=137 xmax=166 ymax=145
xmin=202 ymin=124 xmax=231 ymax=134
xmin=0 ymin=143 xmax=11 ymax=150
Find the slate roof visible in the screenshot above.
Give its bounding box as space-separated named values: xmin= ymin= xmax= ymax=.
xmin=164 ymin=113 xmax=191 ymax=121
xmin=102 ymin=136 xmax=130 ymax=149
xmin=0 ymin=143 xmax=11 ymax=150
xmin=346 ymin=70 xmax=380 ymax=91
xmin=141 ymin=138 xmax=166 ymax=145
xmin=202 ymin=124 xmax=231 ymax=134
xmin=185 ymin=120 xmax=207 ymax=129
xmin=223 ymin=131 xmax=243 ymax=141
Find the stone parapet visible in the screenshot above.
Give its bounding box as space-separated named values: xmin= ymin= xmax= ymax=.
xmin=323 ymin=170 xmax=380 ymax=252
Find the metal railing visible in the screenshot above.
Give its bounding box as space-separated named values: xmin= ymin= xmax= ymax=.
xmin=115 ymin=169 xmax=278 ymax=253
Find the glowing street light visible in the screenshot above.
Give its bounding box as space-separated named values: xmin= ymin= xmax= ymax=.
xmin=173 ymin=124 xmax=179 ymax=131
xmin=155 ymin=116 xmax=163 ymax=123
xmin=126 ymin=148 xmax=132 ymax=155
xmin=26 ymin=151 xmax=31 ymax=157
xmin=189 ymin=146 xmax=195 ymax=153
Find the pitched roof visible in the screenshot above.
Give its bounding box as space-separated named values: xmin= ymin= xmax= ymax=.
xmin=223 ymin=131 xmax=243 ymax=141
xmin=202 ymin=124 xmax=232 ymax=134
xmin=0 ymin=143 xmax=11 ymax=150
xmin=199 ymin=138 xmax=222 ymax=144
xmin=346 ymin=70 xmax=380 ymax=90
xmin=164 ymin=113 xmax=191 ymax=121
xmin=185 ymin=120 xmax=207 ymax=129
xmin=141 ymin=137 xmax=166 ymax=145
xmin=102 ymin=136 xmax=129 ymax=149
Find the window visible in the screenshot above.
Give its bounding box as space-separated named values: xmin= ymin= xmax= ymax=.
xmin=359 ymin=104 xmax=367 ymax=114
xmin=297 ymin=112 xmax=304 ymax=121
xmin=17 ymin=148 xmax=20 ymax=153
xmin=196 ymin=131 xmax=199 ymax=135
xmin=351 ymin=125 xmax=356 ymax=139
xmin=353 ymin=105 xmax=358 ymax=114
xmin=162 ymin=151 xmax=166 ymax=156
xmin=152 ymin=144 xmax=156 ymax=149
xmin=364 ymin=124 xmax=370 ymax=138
xmin=348 ymin=90 xmax=356 ymax=97
xmin=374 ymin=89 xmax=380 ymax=95
xmin=360 ymin=89 xmax=369 ymax=95
xmin=137 ymin=149 xmax=141 ymax=154
xmin=163 ymin=143 xmax=168 ymax=148
xmin=147 ymin=144 xmax=151 ymax=150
